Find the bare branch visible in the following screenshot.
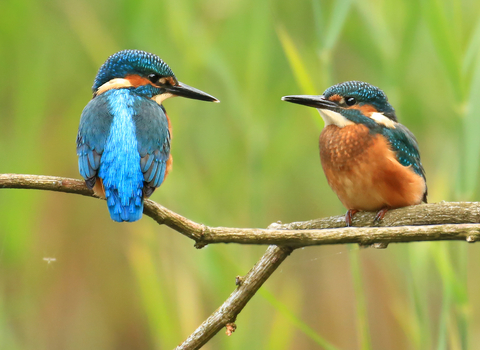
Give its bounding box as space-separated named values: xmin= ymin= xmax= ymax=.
xmin=0 ymin=173 xmax=95 ymax=196
xmin=2 ymin=174 xmax=480 ymax=247
xmin=268 ymin=201 xmax=480 ymax=229
xmin=0 ymin=173 xmax=210 ymax=240
xmin=176 ymin=245 xmax=293 ymax=350
xmin=195 ymin=223 xmax=480 ymax=246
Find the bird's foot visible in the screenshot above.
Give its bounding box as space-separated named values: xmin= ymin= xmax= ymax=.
xmin=345 ymin=209 xmax=359 ymax=227
xmin=374 ymin=207 xmax=390 ymax=223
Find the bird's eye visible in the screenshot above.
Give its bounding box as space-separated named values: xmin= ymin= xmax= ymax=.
xmin=148 ymin=73 xmax=160 ymax=83
xmin=345 ymin=97 xmax=356 ymax=106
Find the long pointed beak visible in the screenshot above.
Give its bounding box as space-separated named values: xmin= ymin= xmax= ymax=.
xmin=281 ymin=95 xmax=337 ymax=110
xmin=166 ymin=82 xmax=219 ymax=103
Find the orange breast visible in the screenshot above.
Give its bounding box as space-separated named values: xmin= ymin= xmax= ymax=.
xmin=319 ymin=124 xmax=426 ymax=211
xmin=93 ymin=177 xmax=106 ymax=199
xmin=164 ymin=113 xmax=173 ymax=180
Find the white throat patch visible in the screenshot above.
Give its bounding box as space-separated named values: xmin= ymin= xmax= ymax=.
xmin=318 ymin=109 xmax=354 ymax=128
xmin=317 ymin=109 xmax=397 ymax=129
xmin=152 ymin=93 xmax=175 ymax=105
xmin=96 ymin=78 xmax=133 ymax=95
xmin=370 ymin=112 xmax=397 ymax=129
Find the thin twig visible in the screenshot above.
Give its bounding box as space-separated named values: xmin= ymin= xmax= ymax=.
xmin=175 ymin=245 xmax=293 ymax=350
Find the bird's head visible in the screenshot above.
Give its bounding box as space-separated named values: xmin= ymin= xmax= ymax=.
xmin=92 ymin=49 xmax=219 ymax=104
xmin=282 ymin=81 xmax=396 ymax=129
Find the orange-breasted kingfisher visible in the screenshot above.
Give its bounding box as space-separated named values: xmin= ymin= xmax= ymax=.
xmin=282 ymin=81 xmax=427 ymax=226
xmin=77 ymin=50 xmax=219 ymax=222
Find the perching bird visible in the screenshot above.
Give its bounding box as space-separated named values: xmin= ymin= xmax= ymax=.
xmin=282 ymin=81 xmax=427 ymax=226
xmin=77 ymin=50 xmax=219 ymax=222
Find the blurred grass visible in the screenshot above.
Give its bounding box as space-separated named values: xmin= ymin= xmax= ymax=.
xmin=1 ymin=0 xmax=480 ymax=349
xmin=348 ymin=247 xmax=372 ymax=350
xmin=260 ymin=288 xmax=339 ymax=350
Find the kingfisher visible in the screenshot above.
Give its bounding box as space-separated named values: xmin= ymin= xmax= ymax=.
xmin=77 ymin=50 xmax=219 ymax=222
xmin=282 ymin=81 xmax=427 ymax=226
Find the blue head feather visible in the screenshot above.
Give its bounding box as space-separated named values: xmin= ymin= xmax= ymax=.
xmin=323 ymin=81 xmax=396 ymax=121
xmin=93 ymin=50 xmax=176 ymax=92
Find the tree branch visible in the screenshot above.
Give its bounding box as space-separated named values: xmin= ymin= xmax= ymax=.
xmin=2 ymin=174 xmax=480 ymax=247
xmin=2 ymin=173 xmax=479 ymax=349
xmin=175 ymin=245 xmax=293 ymax=350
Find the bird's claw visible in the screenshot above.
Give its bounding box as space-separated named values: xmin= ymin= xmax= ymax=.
xmin=374 ymin=207 xmax=390 ymax=223
xmin=345 ymin=209 xmax=359 ymax=227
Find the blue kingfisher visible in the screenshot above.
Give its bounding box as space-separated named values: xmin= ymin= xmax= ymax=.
xmin=77 ymin=50 xmax=219 ymax=222
xmin=282 ymin=81 xmax=427 ymax=226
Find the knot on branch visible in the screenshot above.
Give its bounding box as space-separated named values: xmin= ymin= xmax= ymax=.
xmin=467 ymin=235 xmax=477 ymax=242
xmin=225 ymin=323 xmax=236 ymax=336
xmin=359 ymin=242 xmax=389 ymax=249
xmin=267 ymin=221 xmax=283 ymax=229
xmin=235 ymin=275 xmax=244 ymax=286
xmin=194 ymin=224 xmax=210 ymax=249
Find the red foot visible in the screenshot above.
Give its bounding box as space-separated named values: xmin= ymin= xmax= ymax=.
xmin=374 ymin=207 xmax=390 ymax=223
xmin=345 ymin=209 xmax=359 ymax=227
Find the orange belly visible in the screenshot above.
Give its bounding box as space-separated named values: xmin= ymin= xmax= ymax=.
xmin=319 ymin=124 xmax=426 ymax=211
xmin=164 ymin=113 xmax=173 ymax=180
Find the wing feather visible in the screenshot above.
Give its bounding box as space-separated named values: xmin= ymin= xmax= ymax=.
xmin=133 ymin=99 xmax=171 ymax=197
xmin=381 ymin=123 xmax=427 ymax=201
xmin=76 ymin=95 xmax=113 ymax=188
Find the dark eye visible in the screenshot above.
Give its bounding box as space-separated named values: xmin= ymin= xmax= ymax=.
xmin=148 ymin=73 xmax=160 ymax=83
xmin=345 ymin=97 xmax=356 ymax=106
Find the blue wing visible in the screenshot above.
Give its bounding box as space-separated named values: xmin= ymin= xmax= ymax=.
xmin=77 ymin=94 xmax=170 ymax=195
xmin=381 ymin=123 xmax=427 ymax=201
xmin=76 ymin=94 xmax=113 ymax=188
xmin=133 ymin=99 xmax=171 ymax=197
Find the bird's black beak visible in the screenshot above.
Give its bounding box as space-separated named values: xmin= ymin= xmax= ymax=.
xmin=281 ymin=95 xmax=337 ymax=111
xmin=166 ymin=82 xmax=219 ymax=103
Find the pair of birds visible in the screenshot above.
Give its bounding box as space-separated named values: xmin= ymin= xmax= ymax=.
xmin=77 ymin=50 xmax=426 ymax=225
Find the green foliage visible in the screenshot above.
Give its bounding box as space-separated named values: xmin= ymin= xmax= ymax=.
xmin=0 ymin=0 xmax=479 ymax=349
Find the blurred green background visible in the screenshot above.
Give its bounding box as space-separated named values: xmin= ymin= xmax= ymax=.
xmin=1 ymin=0 xmax=480 ymax=349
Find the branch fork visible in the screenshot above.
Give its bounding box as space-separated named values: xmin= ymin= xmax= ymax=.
xmin=1 ymin=173 xmax=477 ymax=349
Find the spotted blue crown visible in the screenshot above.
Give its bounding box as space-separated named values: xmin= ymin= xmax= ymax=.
xmin=324 ymin=81 xmax=396 ymax=119
xmin=93 ymin=50 xmax=176 ymax=92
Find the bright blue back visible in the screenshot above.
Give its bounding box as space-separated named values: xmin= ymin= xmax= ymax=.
xmin=100 ymin=90 xmax=144 ymax=222
xmin=77 ymin=88 xmax=171 ymax=222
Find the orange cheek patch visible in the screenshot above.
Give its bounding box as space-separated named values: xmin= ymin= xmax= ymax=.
xmin=348 ymin=104 xmax=378 ymax=116
xmin=125 ymin=74 xmax=153 ymax=87
xmin=159 ymin=76 xmax=177 ymax=86
xmin=328 ymin=94 xmax=342 ymax=102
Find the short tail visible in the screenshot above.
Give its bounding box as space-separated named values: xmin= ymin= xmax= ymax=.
xmin=105 ymin=186 xmax=143 ymax=222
